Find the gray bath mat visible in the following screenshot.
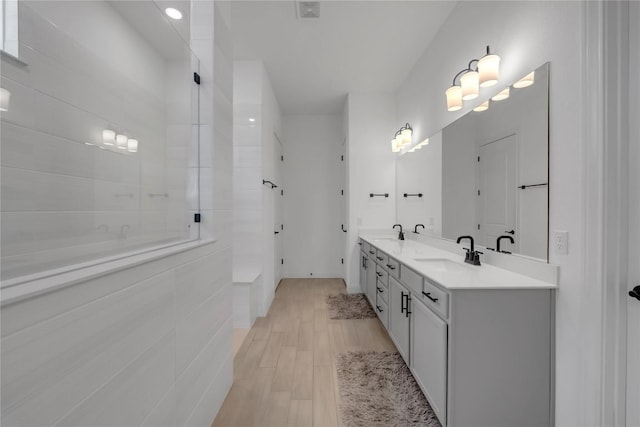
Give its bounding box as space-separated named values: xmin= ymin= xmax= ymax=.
xmin=335 ymin=351 xmax=442 ymax=427
xmin=326 ymin=293 xmax=376 ymax=319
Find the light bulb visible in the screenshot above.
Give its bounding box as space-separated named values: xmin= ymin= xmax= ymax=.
xmin=116 ymin=134 xmax=128 ymax=149
xmin=165 ymin=7 xmax=182 ymax=20
xmin=491 ymin=87 xmax=510 ymax=101
xmin=460 ymin=70 xmax=479 ymax=101
xmin=478 ymin=54 xmax=500 ymax=87
xmin=473 ymin=100 xmax=489 ymax=112
xmin=513 ymin=71 xmax=535 ymax=88
xmin=127 ymin=139 xmax=138 ymax=153
xmin=102 ymin=129 xmax=116 ymax=146
xmin=445 ymin=85 xmax=462 ymax=111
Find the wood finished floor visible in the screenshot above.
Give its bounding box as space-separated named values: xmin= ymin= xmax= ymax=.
xmin=212 ymin=278 xmax=396 ymax=427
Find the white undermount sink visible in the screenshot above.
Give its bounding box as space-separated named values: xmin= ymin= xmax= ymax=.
xmin=412 ymin=258 xmax=473 ymax=272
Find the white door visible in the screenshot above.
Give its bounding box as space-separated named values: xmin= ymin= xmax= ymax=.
xmin=478 ymin=134 xmax=517 ymax=252
xmin=274 ymin=134 xmax=284 ymax=286
xmin=627 ymin=2 xmax=640 ymax=423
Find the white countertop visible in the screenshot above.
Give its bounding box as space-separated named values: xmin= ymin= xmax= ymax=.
xmin=360 ymin=234 xmax=557 ymax=290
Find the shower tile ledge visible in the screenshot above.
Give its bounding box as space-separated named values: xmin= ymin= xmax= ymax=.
xmin=0 ymin=238 xmax=217 ymax=307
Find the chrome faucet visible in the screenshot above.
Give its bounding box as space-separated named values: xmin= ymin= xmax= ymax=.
xmin=414 ymin=224 xmax=425 ymax=234
xmin=393 ymin=224 xmax=405 ymax=241
xmin=497 ymin=235 xmax=514 ymax=254
xmin=456 ymin=235 xmax=482 ymax=266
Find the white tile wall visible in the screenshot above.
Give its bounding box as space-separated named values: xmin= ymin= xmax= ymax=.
xmin=0 ymin=2 xmax=197 ymax=280
xmin=1 ymin=2 xmax=233 ymax=427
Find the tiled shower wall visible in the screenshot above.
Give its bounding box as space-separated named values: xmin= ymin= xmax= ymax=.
xmin=0 ymin=1 xmax=234 ymax=426
xmin=0 ymin=1 xmax=196 ymax=280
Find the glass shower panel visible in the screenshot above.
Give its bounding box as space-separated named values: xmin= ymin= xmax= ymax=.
xmin=0 ymin=1 xmax=200 ymax=281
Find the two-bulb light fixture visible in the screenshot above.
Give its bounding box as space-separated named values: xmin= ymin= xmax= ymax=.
xmin=445 ymin=45 xmax=500 ymax=112
xmin=391 ymin=123 xmax=413 ymax=153
xmin=102 ymin=129 xmax=139 ymax=153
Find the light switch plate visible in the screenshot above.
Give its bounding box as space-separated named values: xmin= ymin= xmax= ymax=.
xmin=553 ymin=230 xmax=568 ymax=254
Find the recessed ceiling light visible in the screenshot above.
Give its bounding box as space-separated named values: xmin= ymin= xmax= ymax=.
xmin=249 ymin=118 xmax=256 ymax=122
xmin=165 ymin=7 xmax=182 ymax=20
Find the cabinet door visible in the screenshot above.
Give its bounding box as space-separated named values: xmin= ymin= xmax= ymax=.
xmin=411 ymin=297 xmax=447 ymax=425
xmin=389 ymin=277 xmax=410 ymax=364
xmin=359 ymin=253 xmax=367 ymax=293
xmin=366 ymin=256 xmax=377 ymax=305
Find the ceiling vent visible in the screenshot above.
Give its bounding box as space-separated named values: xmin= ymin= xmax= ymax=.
xmin=296 ymin=1 xmax=320 ymax=20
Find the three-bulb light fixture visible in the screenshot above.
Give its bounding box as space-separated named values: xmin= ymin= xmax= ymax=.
xmin=390 ymin=123 xmax=429 ymax=153
xmin=445 ymin=45 xmax=501 ymax=112
xmin=445 ymin=46 xmax=536 ymax=113
xmin=102 ymin=129 xmax=139 ymax=153
xmin=390 ymin=123 xmax=413 ymax=153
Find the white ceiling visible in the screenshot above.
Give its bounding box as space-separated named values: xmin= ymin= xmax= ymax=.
xmin=110 ymin=0 xmax=191 ymax=61
xmin=229 ymin=1 xmax=457 ymax=114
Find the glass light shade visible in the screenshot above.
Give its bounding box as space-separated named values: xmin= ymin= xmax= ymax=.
xmin=127 ymin=139 xmax=139 ymax=153
xmin=102 ymin=129 xmax=116 ymax=145
xmin=473 ymin=100 xmax=489 ymax=112
xmin=491 ymin=87 xmax=510 ymax=101
xmin=0 ymin=87 xmax=11 ymax=112
xmin=513 ymin=71 xmax=535 ymax=88
xmin=446 ymin=85 xmax=462 ymax=111
xmin=401 ymin=127 xmax=412 ymax=146
xmin=391 ymin=139 xmax=400 ymax=153
xmin=116 ymin=134 xmax=128 ymax=149
xmin=478 ymin=54 xmax=500 ymax=87
xmin=460 ymin=70 xmax=479 ymax=100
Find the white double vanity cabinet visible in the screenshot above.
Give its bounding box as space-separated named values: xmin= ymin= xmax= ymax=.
xmin=359 ymin=235 xmax=556 ymax=427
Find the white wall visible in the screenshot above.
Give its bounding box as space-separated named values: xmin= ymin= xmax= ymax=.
xmin=232 ymin=60 xmax=282 ymax=315
xmin=345 ymin=93 xmax=397 ymax=292
xmin=282 ymin=114 xmax=345 ymax=277
xmin=0 ymin=2 xmax=234 ymax=426
xmin=396 ymin=131 xmax=442 ymax=236
xmin=394 ymin=2 xmax=587 ymax=425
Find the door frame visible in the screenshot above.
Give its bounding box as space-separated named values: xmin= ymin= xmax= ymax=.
xmin=582 ymin=1 xmax=631 ymax=425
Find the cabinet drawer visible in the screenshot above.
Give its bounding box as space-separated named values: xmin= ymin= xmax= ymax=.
xmin=375 ymin=293 xmax=389 ymax=328
xmin=417 ymin=278 xmax=449 ymax=319
xmin=400 ymin=264 xmax=423 ymax=295
xmin=376 ymin=277 xmax=388 ymax=303
xmin=375 ymin=264 xmax=389 ymax=286
xmin=374 ymin=250 xmax=388 ymax=267
xmin=366 ymin=243 xmax=376 ymax=257
xmin=386 ymin=257 xmax=400 ymax=279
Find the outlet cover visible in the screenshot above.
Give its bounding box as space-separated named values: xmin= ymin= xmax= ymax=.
xmin=553 ymin=230 xmax=569 ymax=254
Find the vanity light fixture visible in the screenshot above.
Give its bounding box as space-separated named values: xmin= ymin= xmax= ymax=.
xmin=473 ymin=100 xmax=489 ymax=112
xmin=165 ymin=7 xmax=183 ymax=20
xmin=0 ymin=87 xmax=11 ymax=112
xmin=513 ymin=71 xmax=535 ymax=88
xmin=445 ymin=45 xmax=500 ymax=112
xmin=102 ymin=129 xmax=116 ymax=146
xmin=116 ymin=134 xmax=128 ymax=150
xmin=390 ymin=123 xmax=413 ymax=152
xmin=491 ymin=87 xmax=510 ymax=101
